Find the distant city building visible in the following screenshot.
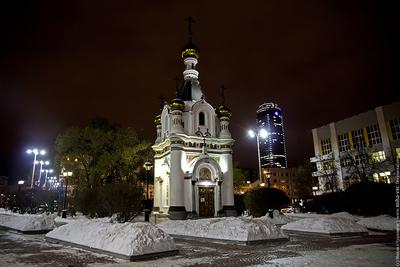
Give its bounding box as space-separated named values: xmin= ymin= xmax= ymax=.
xmin=262 ymin=168 xmax=293 ymax=198
xmin=238 ymin=167 xmax=312 ymax=202
xmin=256 ymin=103 xmax=287 ymax=168
xmin=310 ymin=101 xmax=400 ymax=194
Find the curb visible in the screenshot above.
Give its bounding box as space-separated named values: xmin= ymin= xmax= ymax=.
xmin=169 ymin=234 xmax=289 ymax=245
xmin=45 ymin=236 xmax=179 ymax=261
xmin=0 ymin=225 xmax=52 ymax=235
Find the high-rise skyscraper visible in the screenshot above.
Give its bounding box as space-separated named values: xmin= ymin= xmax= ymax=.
xmin=256 ymin=103 xmax=287 ymax=168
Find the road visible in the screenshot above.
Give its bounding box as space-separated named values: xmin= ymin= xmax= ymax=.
xmin=0 ymin=229 xmax=395 ymax=266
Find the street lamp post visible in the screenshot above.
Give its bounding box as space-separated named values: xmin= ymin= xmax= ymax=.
xmin=37 ymin=160 xmax=50 ymax=187
xmin=266 ymin=171 xmax=271 ymax=188
xmin=144 ymin=161 xmax=153 ymax=222
xmin=27 ymin=149 xmax=45 ymax=189
xmin=42 ymin=169 xmax=53 ymax=189
xmin=62 ymin=171 xmax=72 ymax=218
xmin=248 ymin=129 xmax=269 ymax=183
xmin=18 ymin=180 xmax=25 ymax=192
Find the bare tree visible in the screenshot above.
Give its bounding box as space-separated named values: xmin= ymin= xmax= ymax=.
xmin=292 ymin=161 xmax=314 ymax=199
xmin=341 ymin=146 xmax=389 ymax=183
xmin=312 ymin=154 xmax=340 ymax=192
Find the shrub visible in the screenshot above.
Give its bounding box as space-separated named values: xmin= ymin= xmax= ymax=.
xmin=345 ymin=182 xmax=395 ymax=216
xmin=4 ymin=189 xmax=59 ymax=214
xmin=244 ymin=187 xmax=289 ymax=217
xmin=73 ymin=183 xmax=144 ymax=222
xmin=304 ymin=192 xmax=346 ymax=214
xmin=234 ymin=194 xmax=245 ymax=215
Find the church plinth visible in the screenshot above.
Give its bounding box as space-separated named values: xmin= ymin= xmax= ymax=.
xmin=168 ymin=206 xmax=187 ymax=220
xmin=223 ymin=205 xmax=237 ymax=217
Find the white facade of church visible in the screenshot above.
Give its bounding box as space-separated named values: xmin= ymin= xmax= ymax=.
xmin=152 ymin=30 xmax=236 ymax=220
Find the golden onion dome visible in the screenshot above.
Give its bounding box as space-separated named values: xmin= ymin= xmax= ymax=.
xmin=170 ymin=98 xmax=185 ymax=111
xmin=181 ymin=39 xmax=200 ymax=59
xmin=216 ymin=105 xmax=232 ymax=118
xmin=154 ymin=114 xmax=161 ymax=125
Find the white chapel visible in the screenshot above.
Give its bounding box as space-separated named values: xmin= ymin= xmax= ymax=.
xmin=152 ymin=18 xmax=236 ymax=220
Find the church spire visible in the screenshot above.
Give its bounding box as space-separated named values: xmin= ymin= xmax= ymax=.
xmin=185 ymin=16 xmax=194 ymax=42
xmin=220 ymin=85 xmax=226 ymax=106
xmin=179 ymin=17 xmax=203 ymax=101
xmin=181 ymin=16 xmax=199 ymax=59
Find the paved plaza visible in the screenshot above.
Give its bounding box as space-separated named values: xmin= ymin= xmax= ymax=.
xmin=0 ymin=228 xmax=395 ymax=266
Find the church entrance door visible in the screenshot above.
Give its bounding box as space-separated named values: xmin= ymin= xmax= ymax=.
xmin=198 ymin=187 xmax=214 ymax=217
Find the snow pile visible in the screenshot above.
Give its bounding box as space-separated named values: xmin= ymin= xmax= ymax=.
xmin=54 ymin=215 xmax=109 ymax=225
xmin=286 ymin=213 xmax=327 ymax=221
xmin=157 ymin=217 xmax=286 ymax=242
xmin=0 ymin=213 xmax=56 ymax=231
xmin=329 ymin=212 xmax=360 ymax=222
xmin=0 ymin=208 xmax=14 ymax=215
xmin=357 ymin=215 xmax=396 ymax=231
xmin=46 ymin=220 xmax=176 ymax=256
xmin=258 ymin=210 xmax=295 ymax=225
xmin=281 ymin=216 xmax=368 ymax=234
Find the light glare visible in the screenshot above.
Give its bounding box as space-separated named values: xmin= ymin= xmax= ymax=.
xmin=259 ymin=129 xmax=269 ymax=139
xmin=248 ymin=129 xmax=255 ymax=138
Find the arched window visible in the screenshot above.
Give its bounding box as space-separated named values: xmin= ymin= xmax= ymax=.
xmin=199 ymin=168 xmax=211 ymax=180
xmin=199 ymin=112 xmax=205 ymax=126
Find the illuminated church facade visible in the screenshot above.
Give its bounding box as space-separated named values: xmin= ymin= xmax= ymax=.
xmin=152 ymin=19 xmax=236 ymax=219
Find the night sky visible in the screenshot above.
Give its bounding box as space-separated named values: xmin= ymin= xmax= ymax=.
xmin=0 ymin=1 xmax=397 ymax=183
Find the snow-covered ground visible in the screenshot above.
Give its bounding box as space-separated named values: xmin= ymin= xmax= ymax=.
xmin=264 ymin=243 xmax=394 ymax=267
xmin=46 ymin=220 xmax=176 ymax=257
xmin=281 ymin=216 xmax=368 ymax=234
xmin=0 ymin=212 xmax=56 ymax=232
xmin=158 ymin=216 xmax=286 ymax=242
xmin=357 ymin=215 xmax=396 ymax=231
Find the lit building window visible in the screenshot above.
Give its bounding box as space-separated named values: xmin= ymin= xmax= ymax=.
xmin=321 ymin=161 xmax=335 ymax=170
xmin=389 ymin=118 xmax=400 ymax=140
xmin=366 ymin=125 xmax=382 ymax=145
xmin=396 ymin=148 xmax=400 ymax=159
xmin=351 ymin=129 xmax=365 ymax=149
xmin=370 ymin=151 xmax=385 ymax=162
xmin=341 ymin=157 xmax=352 ymax=167
xmin=354 ymin=154 xmax=367 ymax=166
xmin=338 ymin=133 xmax=351 ymax=152
xmin=320 ymin=138 xmax=332 ymax=155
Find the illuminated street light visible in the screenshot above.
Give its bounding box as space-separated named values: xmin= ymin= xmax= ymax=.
xmin=144 ymin=161 xmax=153 ymax=222
xmin=42 ymin=169 xmax=53 ymax=189
xmin=18 ymin=180 xmax=25 ymax=191
xmin=37 ymin=160 xmax=50 ymax=187
xmin=62 ymin=171 xmax=73 ymax=218
xmin=247 ymin=128 xmax=269 ymax=183
xmin=26 ymin=148 xmax=46 ymax=189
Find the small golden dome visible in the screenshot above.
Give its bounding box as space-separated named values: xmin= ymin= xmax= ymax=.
xmin=181 ymin=40 xmax=200 ymax=59
xmin=170 ymin=98 xmax=185 ymax=111
xmin=154 ymin=114 xmax=161 ymax=125
xmin=216 ymin=105 xmax=232 ymax=118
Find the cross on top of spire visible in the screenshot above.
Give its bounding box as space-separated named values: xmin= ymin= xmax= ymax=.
xmin=220 ymin=85 xmax=226 ymax=105
xmin=184 ymin=16 xmax=195 ymax=40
